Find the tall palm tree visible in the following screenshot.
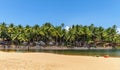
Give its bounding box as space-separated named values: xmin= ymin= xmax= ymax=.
xmin=7 ymin=23 xmax=15 ymax=45
xmin=41 ymin=23 xmax=54 ymax=45
xmin=0 ymin=22 xmax=8 ymax=41
xmin=0 ymin=22 xmax=119 ymax=48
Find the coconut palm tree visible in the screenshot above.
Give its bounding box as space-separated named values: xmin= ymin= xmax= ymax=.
xmin=0 ymin=22 xmax=8 ymax=41
xmin=0 ymin=22 xmax=119 ymax=49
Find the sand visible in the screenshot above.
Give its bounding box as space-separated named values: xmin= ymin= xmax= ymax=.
xmin=0 ymin=51 xmax=120 ymax=70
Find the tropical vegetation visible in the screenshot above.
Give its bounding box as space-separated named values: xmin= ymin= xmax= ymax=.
xmin=0 ymin=22 xmax=120 ymax=48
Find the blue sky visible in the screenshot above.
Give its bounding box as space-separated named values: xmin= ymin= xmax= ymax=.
xmin=0 ymin=0 xmax=120 ymax=28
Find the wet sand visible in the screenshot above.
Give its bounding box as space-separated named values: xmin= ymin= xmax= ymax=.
xmin=0 ymin=51 xmax=120 ymax=70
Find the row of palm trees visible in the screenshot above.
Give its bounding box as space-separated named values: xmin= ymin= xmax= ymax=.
xmin=0 ymin=22 xmax=120 ymax=48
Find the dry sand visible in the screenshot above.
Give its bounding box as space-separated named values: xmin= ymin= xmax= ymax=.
xmin=0 ymin=51 xmax=120 ymax=70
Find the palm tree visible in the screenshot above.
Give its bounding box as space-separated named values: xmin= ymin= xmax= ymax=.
xmin=0 ymin=22 xmax=119 ymax=49
xmin=7 ymin=23 xmax=15 ymax=47
xmin=12 ymin=24 xmax=24 ymax=47
xmin=32 ymin=24 xmax=40 ymax=42
xmin=41 ymin=23 xmax=54 ymax=45
xmin=0 ymin=22 xmax=8 ymax=41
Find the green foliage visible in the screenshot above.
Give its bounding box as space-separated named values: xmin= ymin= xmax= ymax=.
xmin=0 ymin=22 xmax=119 ymax=47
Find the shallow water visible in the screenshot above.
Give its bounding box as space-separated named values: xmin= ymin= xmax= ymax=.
xmin=1 ymin=49 xmax=120 ymax=57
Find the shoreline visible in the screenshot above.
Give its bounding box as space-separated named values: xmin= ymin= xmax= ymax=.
xmin=0 ymin=46 xmax=114 ymax=50
xmin=0 ymin=46 xmax=118 ymax=58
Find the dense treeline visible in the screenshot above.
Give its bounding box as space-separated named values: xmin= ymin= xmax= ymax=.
xmin=0 ymin=22 xmax=120 ymax=48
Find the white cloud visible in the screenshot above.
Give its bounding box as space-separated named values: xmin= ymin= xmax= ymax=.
xmin=117 ymin=28 xmax=120 ymax=34
xmin=64 ymin=26 xmax=70 ymax=31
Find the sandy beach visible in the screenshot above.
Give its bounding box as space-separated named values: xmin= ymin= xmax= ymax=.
xmin=0 ymin=51 xmax=120 ymax=70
